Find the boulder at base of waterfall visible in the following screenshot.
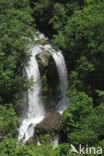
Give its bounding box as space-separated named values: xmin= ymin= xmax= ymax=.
xmin=35 ymin=112 xmax=61 ymax=135
xmin=36 ymin=51 xmax=51 ymax=66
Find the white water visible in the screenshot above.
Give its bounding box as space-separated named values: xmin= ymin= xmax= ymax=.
xmin=18 ymin=33 xmax=68 ymax=142
xmin=44 ymin=44 xmax=69 ymax=114
xmin=18 ymin=45 xmax=45 ymax=142
xmin=52 ymin=52 xmax=68 ymax=95
xmin=53 ymin=134 xmax=60 ymax=149
xmin=51 ymin=51 xmax=69 ymax=114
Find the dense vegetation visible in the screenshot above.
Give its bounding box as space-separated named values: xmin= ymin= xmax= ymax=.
xmin=0 ymin=0 xmax=104 ymax=155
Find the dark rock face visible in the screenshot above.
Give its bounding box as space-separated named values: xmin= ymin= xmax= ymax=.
xmin=35 ymin=112 xmax=61 ymax=135
xmin=37 ymin=51 xmax=60 ymax=112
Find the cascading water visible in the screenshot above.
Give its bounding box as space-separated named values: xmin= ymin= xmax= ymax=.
xmin=53 ymin=51 xmax=69 ymax=114
xmin=52 ymin=51 xmax=69 ymax=114
xmin=18 ymin=32 xmax=69 ymax=142
xmin=52 ymin=52 xmax=68 ymax=95
xmin=44 ymin=44 xmax=69 ymax=114
xmin=18 ymin=45 xmax=45 ymax=142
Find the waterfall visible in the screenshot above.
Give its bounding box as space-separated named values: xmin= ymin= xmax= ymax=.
xmin=18 ymin=32 xmax=69 ymax=142
xmin=26 ymin=47 xmax=44 ymax=118
xmin=53 ymin=134 xmax=60 ymax=149
xmin=52 ymin=51 xmax=68 ymax=95
xmin=51 ymin=51 xmax=69 ymax=114
xmin=44 ymin=44 xmax=69 ymax=114
xmin=18 ymin=45 xmax=45 ymax=142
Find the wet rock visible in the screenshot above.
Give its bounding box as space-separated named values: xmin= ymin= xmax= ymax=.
xmin=35 ymin=112 xmax=61 ymax=135
xmin=36 ymin=51 xmax=51 ymax=66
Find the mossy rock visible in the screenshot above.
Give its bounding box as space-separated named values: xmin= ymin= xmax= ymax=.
xmin=36 ymin=51 xmax=52 ymax=67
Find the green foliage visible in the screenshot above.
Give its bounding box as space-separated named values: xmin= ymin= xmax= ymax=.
xmin=54 ymin=0 xmax=104 ymax=98
xmin=31 ymin=0 xmax=84 ymax=34
xmin=35 ymin=38 xmax=46 ymax=45
xmin=0 ymin=138 xmax=67 ymax=156
xmin=61 ymin=90 xmax=93 ymax=141
xmin=0 ymin=0 xmax=34 ymax=104
xmin=42 ymin=73 xmax=49 ymax=100
xmin=86 ymin=103 xmax=104 ymax=138
xmin=37 ymin=133 xmax=54 ymax=144
xmin=31 ymin=0 xmax=53 ymax=33
xmin=0 ymin=0 xmax=104 ymax=154
xmin=61 ymin=89 xmax=104 ymax=146
xmin=0 ymin=138 xmax=18 ymax=156
xmin=49 ymin=3 xmax=67 ymax=32
xmin=0 ymin=104 xmax=18 ymax=137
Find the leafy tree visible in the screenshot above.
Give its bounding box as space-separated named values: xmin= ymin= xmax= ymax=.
xmin=0 ymin=0 xmax=34 ymax=104
xmin=49 ymin=3 xmax=67 ymax=32
xmin=61 ymin=89 xmax=104 ymax=146
xmin=54 ymin=0 xmax=104 ymax=99
xmin=30 ymin=0 xmax=84 ymax=35
xmin=0 ymin=0 xmax=104 ymax=154
xmin=0 ymin=104 xmax=18 ymax=137
xmin=61 ymin=90 xmax=93 ymax=142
